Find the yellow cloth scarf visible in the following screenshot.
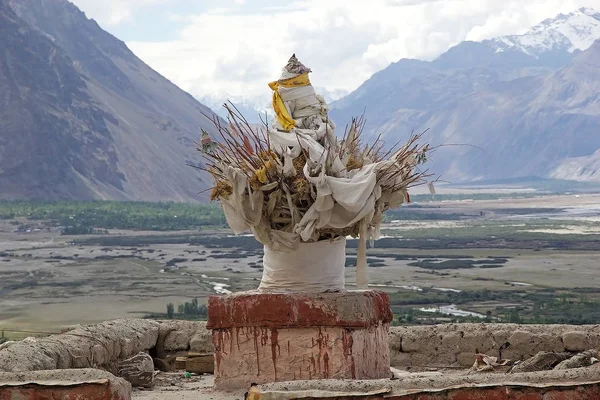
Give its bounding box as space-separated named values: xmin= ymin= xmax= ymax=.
xmin=268 ymin=73 xmax=310 ymax=131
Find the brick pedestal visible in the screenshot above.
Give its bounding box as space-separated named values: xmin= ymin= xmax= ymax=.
xmin=207 ymin=290 xmax=393 ymax=389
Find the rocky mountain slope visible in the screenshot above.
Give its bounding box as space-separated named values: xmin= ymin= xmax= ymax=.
xmin=331 ymin=8 xmax=600 ymax=183
xmin=0 ymin=0 xmax=217 ymax=201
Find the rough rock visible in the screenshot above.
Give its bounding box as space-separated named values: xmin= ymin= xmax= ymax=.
xmin=458 ymin=331 xmax=495 ymax=354
xmin=535 ymin=333 xmax=565 ymax=353
xmin=508 ymin=331 xmax=538 ymax=348
xmin=152 ymin=358 xmax=172 ymax=372
xmin=390 ymin=351 xmax=411 ymax=368
xmin=441 ymin=332 xmax=462 ymax=351
xmin=563 ymin=331 xmax=589 ymax=352
xmin=389 ymin=331 xmax=402 ymax=354
xmin=117 ymin=352 xmax=154 ymax=388
xmin=457 ymin=352 xmax=477 ymax=367
xmin=588 ymin=333 xmax=600 ymax=349
xmin=159 ymin=320 xmax=207 ymax=352
xmin=186 ymin=354 xmax=214 ymax=374
xmin=410 ymin=353 xmax=434 ymax=368
xmin=189 ymin=330 xmax=214 ymax=353
xmin=0 ymin=318 xmax=159 ymax=373
xmin=510 ymin=351 xmax=571 ymax=373
xmin=0 ymin=341 xmax=15 ymax=351
xmin=554 ymin=350 xmax=600 ymax=370
xmin=401 ymin=332 xmax=426 ymax=353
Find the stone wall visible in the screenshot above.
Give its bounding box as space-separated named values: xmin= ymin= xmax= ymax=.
xmin=2 ymin=319 xmax=599 ymax=385
xmin=0 ymin=319 xmax=212 ymax=374
xmin=0 ymin=319 xmax=160 ymax=373
xmin=168 ymin=321 xmax=600 ymax=371
xmin=389 ymin=323 xmax=600 ymax=369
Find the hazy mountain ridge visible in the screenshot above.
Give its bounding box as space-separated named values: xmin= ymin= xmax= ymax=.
xmin=0 ymin=0 xmax=217 ymax=201
xmin=330 ymin=9 xmax=600 ymax=183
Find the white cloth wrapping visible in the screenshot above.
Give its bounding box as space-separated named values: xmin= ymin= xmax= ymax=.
xmin=272 ymin=72 xmax=335 ymax=140
xmin=259 ymin=237 xmax=346 ymax=293
xmin=221 ymin=125 xmax=391 ymax=289
xmin=267 ymin=125 xmax=393 ymax=289
xmin=219 ymin=166 xmax=263 ymax=233
xmin=220 ymin=67 xmax=414 ymax=290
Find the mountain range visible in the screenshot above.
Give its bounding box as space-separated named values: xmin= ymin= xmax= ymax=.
xmin=0 ymin=0 xmax=217 ymax=201
xmin=330 ymin=7 xmax=600 ymax=183
xmin=1 ymin=2 xmax=599 ymax=202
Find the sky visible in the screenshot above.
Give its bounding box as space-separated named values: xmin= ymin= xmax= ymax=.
xmin=71 ymin=0 xmax=598 ymax=106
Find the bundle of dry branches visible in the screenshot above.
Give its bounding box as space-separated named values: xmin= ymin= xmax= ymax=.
xmin=193 ymin=102 xmax=432 ymax=244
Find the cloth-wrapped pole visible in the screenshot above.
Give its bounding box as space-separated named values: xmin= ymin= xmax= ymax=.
xmin=356 ymin=221 xmax=369 ymax=289
xmin=259 ymin=238 xmax=346 ymax=293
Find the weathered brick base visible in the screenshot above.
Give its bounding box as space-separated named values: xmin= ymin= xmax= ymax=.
xmin=386 ymin=383 xmax=600 ymax=400
xmin=0 ymin=369 xmax=131 ymax=400
xmin=260 ymin=361 xmax=600 ymax=399
xmin=291 ymin=382 xmax=600 ymax=399
xmin=207 ymin=290 xmax=393 ymax=389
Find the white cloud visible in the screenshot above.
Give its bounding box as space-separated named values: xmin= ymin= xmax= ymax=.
xmin=73 ymin=0 xmax=600 ymax=103
xmin=71 ymin=0 xmax=171 ymax=25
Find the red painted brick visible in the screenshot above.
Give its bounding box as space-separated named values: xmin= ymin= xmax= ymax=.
xmin=512 ymin=391 xmax=542 ymax=400
xmin=542 ymin=387 xmax=600 ymax=400
xmin=415 ymin=394 xmax=447 ymax=400
xmin=207 ymin=291 xmax=393 ymax=329
xmin=377 ymin=384 xmax=600 ymax=400
xmin=0 ymin=383 xmax=130 ymax=400
xmin=448 ymin=387 xmax=507 ymax=400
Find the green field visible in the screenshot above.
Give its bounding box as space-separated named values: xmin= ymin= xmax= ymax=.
xmin=0 ymin=193 xmax=568 ymax=232
xmin=0 ymin=200 xmax=226 ymax=232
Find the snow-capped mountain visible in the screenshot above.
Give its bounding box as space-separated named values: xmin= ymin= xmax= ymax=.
xmin=487 ymin=7 xmax=600 ymax=57
xmin=330 ymin=8 xmax=600 ymax=184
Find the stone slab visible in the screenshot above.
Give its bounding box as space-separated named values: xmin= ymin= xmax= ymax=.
xmin=258 ymin=383 xmax=600 ymax=400
xmin=186 ymin=354 xmax=214 ymax=374
xmin=261 ymin=367 xmax=600 ymax=399
xmin=0 ymin=368 xmax=131 ymax=400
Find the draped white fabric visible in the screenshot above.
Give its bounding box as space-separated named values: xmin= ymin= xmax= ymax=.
xmin=220 ymin=67 xmax=411 ymax=290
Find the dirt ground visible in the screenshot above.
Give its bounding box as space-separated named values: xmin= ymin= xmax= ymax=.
xmin=132 ymin=374 xmax=244 ymax=400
